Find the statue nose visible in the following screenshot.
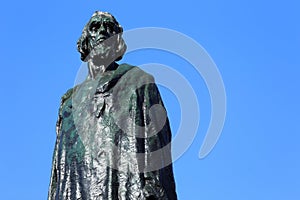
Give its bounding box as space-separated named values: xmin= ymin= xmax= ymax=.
xmin=99 ymin=24 xmax=106 ymax=33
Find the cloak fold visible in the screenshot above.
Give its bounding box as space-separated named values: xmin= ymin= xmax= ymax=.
xmin=48 ymin=64 xmax=177 ymax=200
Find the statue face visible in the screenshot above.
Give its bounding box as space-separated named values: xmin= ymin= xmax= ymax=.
xmin=86 ymin=14 xmax=120 ymax=64
xmin=77 ymin=12 xmax=126 ymax=65
xmin=88 ymin=15 xmax=119 ymax=47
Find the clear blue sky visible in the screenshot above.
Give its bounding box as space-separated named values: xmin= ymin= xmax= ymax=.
xmin=1 ymin=0 xmax=299 ymax=199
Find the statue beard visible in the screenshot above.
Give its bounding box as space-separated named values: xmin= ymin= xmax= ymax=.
xmin=87 ymin=36 xmax=119 ymax=67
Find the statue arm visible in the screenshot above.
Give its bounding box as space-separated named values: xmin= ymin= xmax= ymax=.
xmin=145 ymin=81 xmax=177 ymax=200
xmin=48 ymin=103 xmax=64 ymax=199
xmin=136 ymin=75 xmax=177 ymax=199
xmin=48 ymin=88 xmax=73 ymax=200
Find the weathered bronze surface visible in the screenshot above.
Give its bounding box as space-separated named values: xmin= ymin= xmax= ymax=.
xmin=48 ymin=11 xmax=177 ymax=200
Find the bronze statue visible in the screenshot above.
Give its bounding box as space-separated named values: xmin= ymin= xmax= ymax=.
xmin=48 ymin=11 xmax=177 ymax=200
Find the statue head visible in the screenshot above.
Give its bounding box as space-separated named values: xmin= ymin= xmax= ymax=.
xmin=77 ymin=11 xmax=127 ymax=66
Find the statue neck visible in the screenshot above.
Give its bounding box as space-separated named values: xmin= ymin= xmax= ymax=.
xmin=88 ymin=61 xmax=118 ymax=79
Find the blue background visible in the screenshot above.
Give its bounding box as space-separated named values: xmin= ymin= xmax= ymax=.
xmin=1 ymin=0 xmax=299 ymax=199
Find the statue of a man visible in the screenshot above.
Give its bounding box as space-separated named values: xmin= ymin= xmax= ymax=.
xmin=48 ymin=11 xmax=177 ymax=200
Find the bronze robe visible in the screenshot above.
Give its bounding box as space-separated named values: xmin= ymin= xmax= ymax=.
xmin=48 ymin=64 xmax=177 ymax=200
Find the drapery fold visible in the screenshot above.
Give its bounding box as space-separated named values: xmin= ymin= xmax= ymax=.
xmin=48 ymin=64 xmax=177 ymax=200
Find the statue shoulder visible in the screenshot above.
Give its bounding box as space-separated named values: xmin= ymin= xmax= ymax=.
xmin=59 ymin=85 xmax=79 ymax=109
xmin=55 ymin=88 xmax=73 ymax=136
xmin=61 ymin=88 xmax=74 ymax=103
xmin=119 ymin=63 xmax=155 ymax=84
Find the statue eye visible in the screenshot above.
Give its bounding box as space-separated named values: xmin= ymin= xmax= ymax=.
xmin=103 ymin=21 xmax=115 ymax=32
xmin=89 ymin=22 xmax=100 ymax=32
